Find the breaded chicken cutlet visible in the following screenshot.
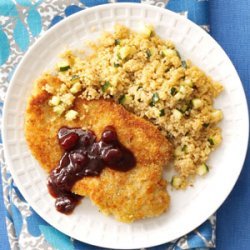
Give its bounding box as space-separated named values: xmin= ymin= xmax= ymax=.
xmin=25 ymin=75 xmax=173 ymax=222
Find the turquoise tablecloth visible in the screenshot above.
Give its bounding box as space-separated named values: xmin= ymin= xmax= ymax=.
xmin=0 ymin=0 xmax=222 ymax=249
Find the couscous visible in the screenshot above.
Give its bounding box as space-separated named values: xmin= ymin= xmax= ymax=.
xmin=43 ymin=24 xmax=223 ymax=188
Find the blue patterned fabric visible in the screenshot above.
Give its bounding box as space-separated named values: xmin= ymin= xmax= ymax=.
xmin=0 ymin=1 xmax=214 ymax=249
xmin=209 ymin=1 xmax=250 ymax=249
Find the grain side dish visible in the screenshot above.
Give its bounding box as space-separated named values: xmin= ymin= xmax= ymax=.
xmin=41 ymin=24 xmax=223 ymax=189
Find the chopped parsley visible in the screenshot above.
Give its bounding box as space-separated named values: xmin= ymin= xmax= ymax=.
xmin=146 ymin=49 xmax=152 ymax=59
xmin=150 ymin=93 xmax=160 ymax=106
xmin=101 ymin=81 xmax=110 ymax=92
xmin=114 ymin=39 xmax=120 ymax=46
xmin=170 ymin=87 xmax=177 ymax=96
xmin=160 ymin=109 xmax=165 ymax=117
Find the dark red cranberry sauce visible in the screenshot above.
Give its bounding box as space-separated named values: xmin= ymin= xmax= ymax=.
xmin=47 ymin=126 xmax=136 ymax=214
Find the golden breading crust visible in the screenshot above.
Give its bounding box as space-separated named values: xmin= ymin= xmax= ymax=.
xmin=25 ymin=75 xmax=173 ymax=222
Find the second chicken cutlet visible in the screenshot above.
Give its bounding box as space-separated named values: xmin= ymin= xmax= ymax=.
xmin=25 ymin=75 xmax=173 ymax=222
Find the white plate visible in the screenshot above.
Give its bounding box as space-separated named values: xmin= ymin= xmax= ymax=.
xmin=2 ymin=3 xmax=249 ymax=249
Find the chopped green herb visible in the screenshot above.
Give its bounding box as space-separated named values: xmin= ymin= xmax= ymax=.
xmin=114 ymin=39 xmax=120 ymax=46
xmin=146 ymin=49 xmax=152 ymax=59
xmin=177 ymin=108 xmax=184 ymax=114
xmin=58 ymin=61 xmax=70 ymax=72
xmin=150 ymin=93 xmax=160 ymax=106
xmin=118 ymin=94 xmax=126 ymax=104
xmin=160 ymin=109 xmax=165 ymax=117
xmin=152 ymin=93 xmax=159 ymax=102
xmin=177 ymin=101 xmax=192 ymax=115
xmin=71 ymin=75 xmax=79 ymax=80
xmin=188 ymin=100 xmax=193 ymax=109
xmin=70 ymin=75 xmax=80 ymax=83
xmin=114 ymin=63 xmax=120 ymax=67
xmin=59 ymin=65 xmax=70 ymax=72
xmin=117 ymin=53 xmax=122 ymax=60
xmin=203 ymin=123 xmax=210 ymax=128
xmin=208 ymin=138 xmax=214 ymax=145
xmin=185 ymin=101 xmax=193 ymax=113
xmin=181 ymin=104 xmax=189 ymax=113
xmin=181 ymin=60 xmax=187 ymax=68
xmin=170 ymin=87 xmax=177 ymax=96
xmin=101 ymin=81 xmax=110 ymax=92
xmin=181 ymin=145 xmax=187 ymax=153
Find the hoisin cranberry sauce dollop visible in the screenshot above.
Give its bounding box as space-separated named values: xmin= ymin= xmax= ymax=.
xmin=47 ymin=126 xmax=136 ymax=214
